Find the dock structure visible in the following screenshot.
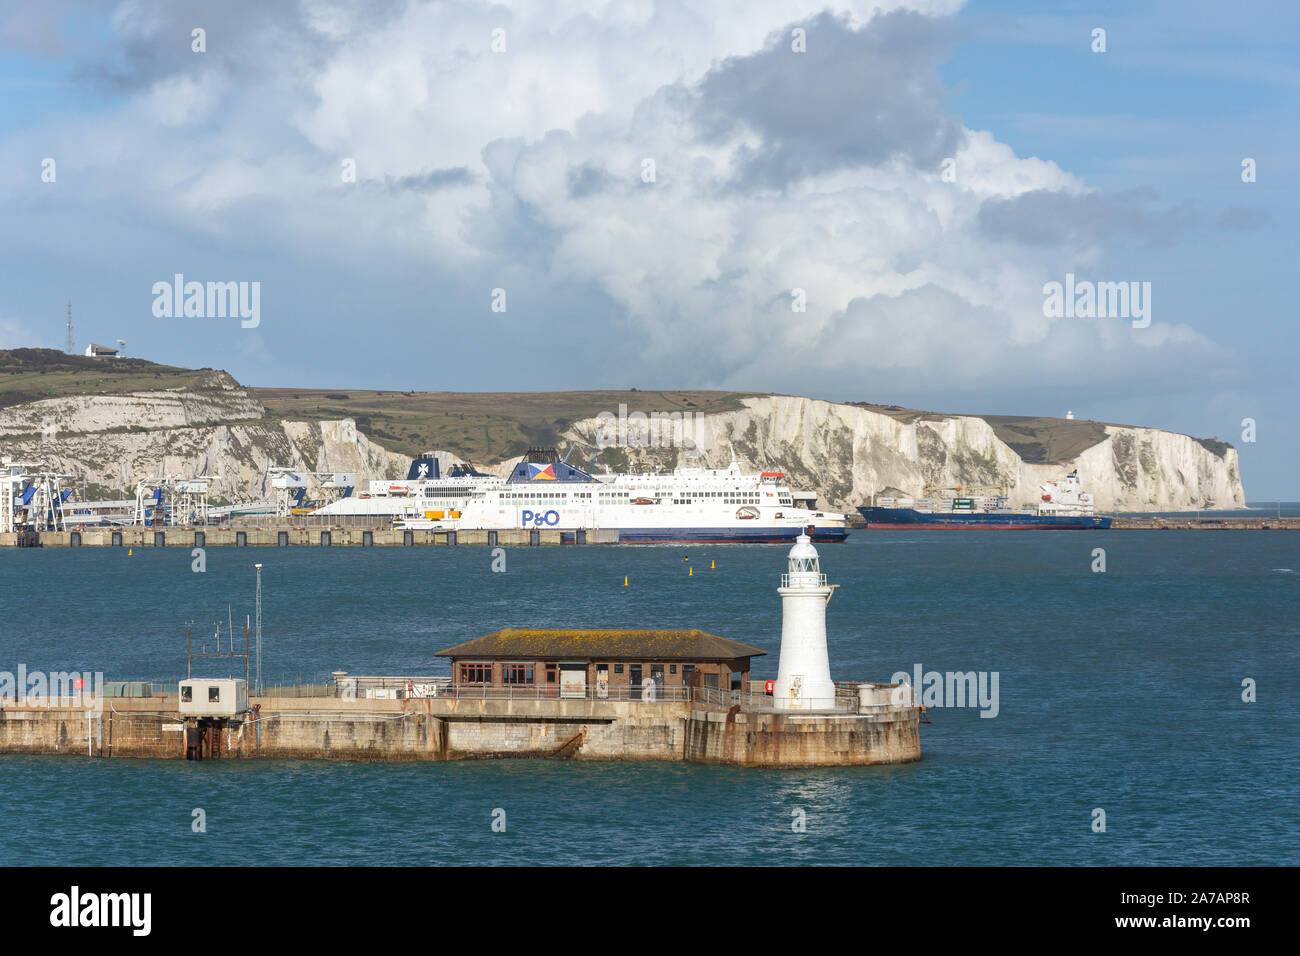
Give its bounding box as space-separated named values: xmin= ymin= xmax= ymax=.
xmin=847 ymin=514 xmax=1298 ymax=531
xmin=0 ymin=679 xmax=921 ymax=768
xmin=0 ymin=527 xmax=620 ymax=548
xmin=3 ymin=515 xmax=1297 ymax=548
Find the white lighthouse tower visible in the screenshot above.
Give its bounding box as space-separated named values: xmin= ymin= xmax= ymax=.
xmin=773 ymin=533 xmax=837 ymax=711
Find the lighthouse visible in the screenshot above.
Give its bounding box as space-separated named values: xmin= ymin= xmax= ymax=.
xmin=773 ymin=533 xmax=836 ymax=711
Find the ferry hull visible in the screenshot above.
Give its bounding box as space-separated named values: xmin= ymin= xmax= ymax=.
xmin=858 ymin=507 xmax=1111 ymax=530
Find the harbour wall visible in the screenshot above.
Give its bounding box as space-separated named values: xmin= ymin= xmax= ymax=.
xmin=0 ymin=696 xmax=922 ymax=768
xmin=0 ymin=528 xmax=617 ymax=548
xmin=4 ymin=518 xmax=1297 ymax=548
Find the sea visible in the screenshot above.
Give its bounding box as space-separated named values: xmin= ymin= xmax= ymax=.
xmin=1 ymin=524 xmax=1296 ymax=866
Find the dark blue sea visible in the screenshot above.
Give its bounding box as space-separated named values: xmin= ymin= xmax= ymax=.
xmin=1 ymin=531 xmax=1296 ymax=866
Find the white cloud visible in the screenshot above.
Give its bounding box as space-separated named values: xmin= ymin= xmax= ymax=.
xmin=0 ymin=0 xmax=1238 ymax=403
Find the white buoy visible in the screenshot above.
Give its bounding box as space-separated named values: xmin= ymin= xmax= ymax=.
xmin=773 ymin=534 xmax=836 ymax=711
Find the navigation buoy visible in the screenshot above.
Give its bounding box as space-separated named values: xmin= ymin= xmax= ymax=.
xmin=128 ymin=548 xmax=133 ymax=556
xmin=710 ymin=559 xmax=715 ymax=570
xmin=623 ymin=576 xmax=628 ymax=587
xmin=688 ymin=567 xmax=693 ymax=577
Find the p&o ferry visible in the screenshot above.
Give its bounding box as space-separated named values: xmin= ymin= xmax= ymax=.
xmin=312 ymin=449 xmax=849 ymax=543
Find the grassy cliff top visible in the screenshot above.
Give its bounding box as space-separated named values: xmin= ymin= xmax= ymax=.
xmin=0 ymin=350 xmax=1232 ymax=464
xmin=851 ymin=402 xmax=1232 ymax=462
xmin=253 ymin=387 xmax=757 ymax=460
xmin=0 ymin=348 xmax=230 ymax=409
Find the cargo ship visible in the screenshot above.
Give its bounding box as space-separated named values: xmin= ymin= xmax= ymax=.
xmin=313 ymin=449 xmax=849 ymax=543
xmin=857 ymin=472 xmax=1111 ymax=529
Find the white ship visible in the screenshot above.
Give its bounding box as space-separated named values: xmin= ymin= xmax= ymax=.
xmin=312 ymin=450 xmax=849 ymax=543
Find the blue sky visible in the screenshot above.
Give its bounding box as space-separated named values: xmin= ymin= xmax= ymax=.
xmin=0 ymin=0 xmax=1295 ymax=496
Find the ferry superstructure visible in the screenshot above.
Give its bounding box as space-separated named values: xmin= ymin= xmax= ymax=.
xmin=313 ymin=451 xmax=849 ymax=543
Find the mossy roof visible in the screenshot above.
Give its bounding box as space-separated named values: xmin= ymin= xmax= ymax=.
xmin=436 ymin=628 xmax=766 ymax=661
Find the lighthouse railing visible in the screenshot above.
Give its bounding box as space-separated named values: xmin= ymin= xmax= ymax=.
xmin=780 ymin=572 xmax=827 ymax=588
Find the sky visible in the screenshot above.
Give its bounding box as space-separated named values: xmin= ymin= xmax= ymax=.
xmin=0 ymin=0 xmax=1295 ymax=496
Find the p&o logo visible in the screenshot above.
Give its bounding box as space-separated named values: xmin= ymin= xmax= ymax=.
xmin=520 ymin=509 xmax=560 ymax=527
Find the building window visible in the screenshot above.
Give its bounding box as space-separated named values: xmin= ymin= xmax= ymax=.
xmin=181 ymin=686 xmax=192 ymax=703
xmin=502 ymin=663 xmax=534 ymax=684
xmin=459 ymin=662 xmax=493 ymax=683
xmin=670 ymin=664 xmax=677 ymax=674
xmin=614 ymin=664 xmax=624 ymax=675
xmin=208 ymin=686 xmax=220 ymax=702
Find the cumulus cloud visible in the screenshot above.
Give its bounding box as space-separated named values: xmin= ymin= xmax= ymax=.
xmin=0 ymin=0 xmax=1238 ymax=406
xmin=695 ymin=11 xmax=965 ymax=188
xmin=977 ymin=186 xmax=1194 ymax=248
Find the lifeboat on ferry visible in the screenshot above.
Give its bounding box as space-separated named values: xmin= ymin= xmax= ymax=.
xmin=736 ymin=506 xmax=759 ymax=519
xmin=632 ymin=497 xmax=655 ymax=505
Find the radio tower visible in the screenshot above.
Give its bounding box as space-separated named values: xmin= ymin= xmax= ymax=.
xmin=254 ymin=563 xmax=263 ymax=695
xmin=65 ymin=302 xmax=74 ymax=354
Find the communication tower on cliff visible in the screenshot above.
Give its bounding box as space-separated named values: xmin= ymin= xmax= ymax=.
xmin=773 ymin=534 xmax=838 ymax=711
xmin=65 ymin=302 xmax=74 ymax=354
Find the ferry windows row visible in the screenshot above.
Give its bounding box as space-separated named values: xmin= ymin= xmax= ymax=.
xmin=501 ymin=492 xmax=595 ymax=499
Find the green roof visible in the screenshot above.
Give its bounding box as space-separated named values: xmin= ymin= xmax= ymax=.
xmin=435 ymin=628 xmax=766 ymax=662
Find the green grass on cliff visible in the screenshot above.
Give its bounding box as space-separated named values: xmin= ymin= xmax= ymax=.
xmin=851 ymin=403 xmax=1233 ymax=463
xmin=253 ymin=387 xmax=757 ymax=460
xmin=0 ymin=349 xmax=1232 ymax=466
xmin=0 ymin=348 xmax=225 ymax=408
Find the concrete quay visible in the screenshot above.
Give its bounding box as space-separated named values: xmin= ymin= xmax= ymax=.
xmin=846 ymin=515 xmax=1299 ymax=530
xmin=1108 ymin=516 xmax=1300 ymax=530
xmin=0 ymin=527 xmax=618 ymax=548
xmin=0 ymin=692 xmax=922 ymax=769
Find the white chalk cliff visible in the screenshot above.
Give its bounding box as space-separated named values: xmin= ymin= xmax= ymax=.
xmin=0 ymin=383 xmax=1243 ymax=511
xmin=0 ymin=377 xmax=410 ymax=501
xmin=561 ymin=396 xmax=1244 ymax=512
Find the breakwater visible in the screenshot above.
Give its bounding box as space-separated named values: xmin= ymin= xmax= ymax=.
xmin=0 ymin=527 xmax=617 ymax=548
xmin=0 ymin=692 xmax=921 ymax=768
xmin=846 ymin=515 xmax=1300 ymax=531
xmin=5 ymin=516 xmax=1299 ymax=548
xmin=1108 ymin=516 xmax=1300 ymax=529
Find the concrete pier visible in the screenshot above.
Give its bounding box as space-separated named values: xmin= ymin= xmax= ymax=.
xmin=0 ymin=691 xmax=922 ymax=768
xmin=848 ymin=515 xmax=1300 ymax=531
xmin=0 ymin=527 xmax=620 ymax=548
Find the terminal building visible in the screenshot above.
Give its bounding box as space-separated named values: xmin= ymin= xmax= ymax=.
xmin=435 ymin=628 xmax=765 ymax=700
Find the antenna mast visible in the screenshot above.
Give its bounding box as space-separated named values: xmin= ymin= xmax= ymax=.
xmin=65 ymin=302 xmax=74 ymax=354
xmin=254 ymin=563 xmax=263 ymax=695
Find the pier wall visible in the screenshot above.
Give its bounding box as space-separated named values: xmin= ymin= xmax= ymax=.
xmin=683 ymin=707 xmax=922 ymax=768
xmin=0 ymin=696 xmax=921 ymax=767
xmin=0 ymin=528 xmax=622 ymax=548
xmin=4 ymin=519 xmax=1296 ymax=548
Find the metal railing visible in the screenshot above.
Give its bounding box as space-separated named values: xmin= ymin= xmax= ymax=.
xmin=34 ymin=677 xmax=895 ymax=714
xmin=693 ymin=684 xmax=858 ymax=714
xmin=405 ymin=682 xmax=693 ymax=703
xmin=780 ymin=572 xmax=827 ymax=588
